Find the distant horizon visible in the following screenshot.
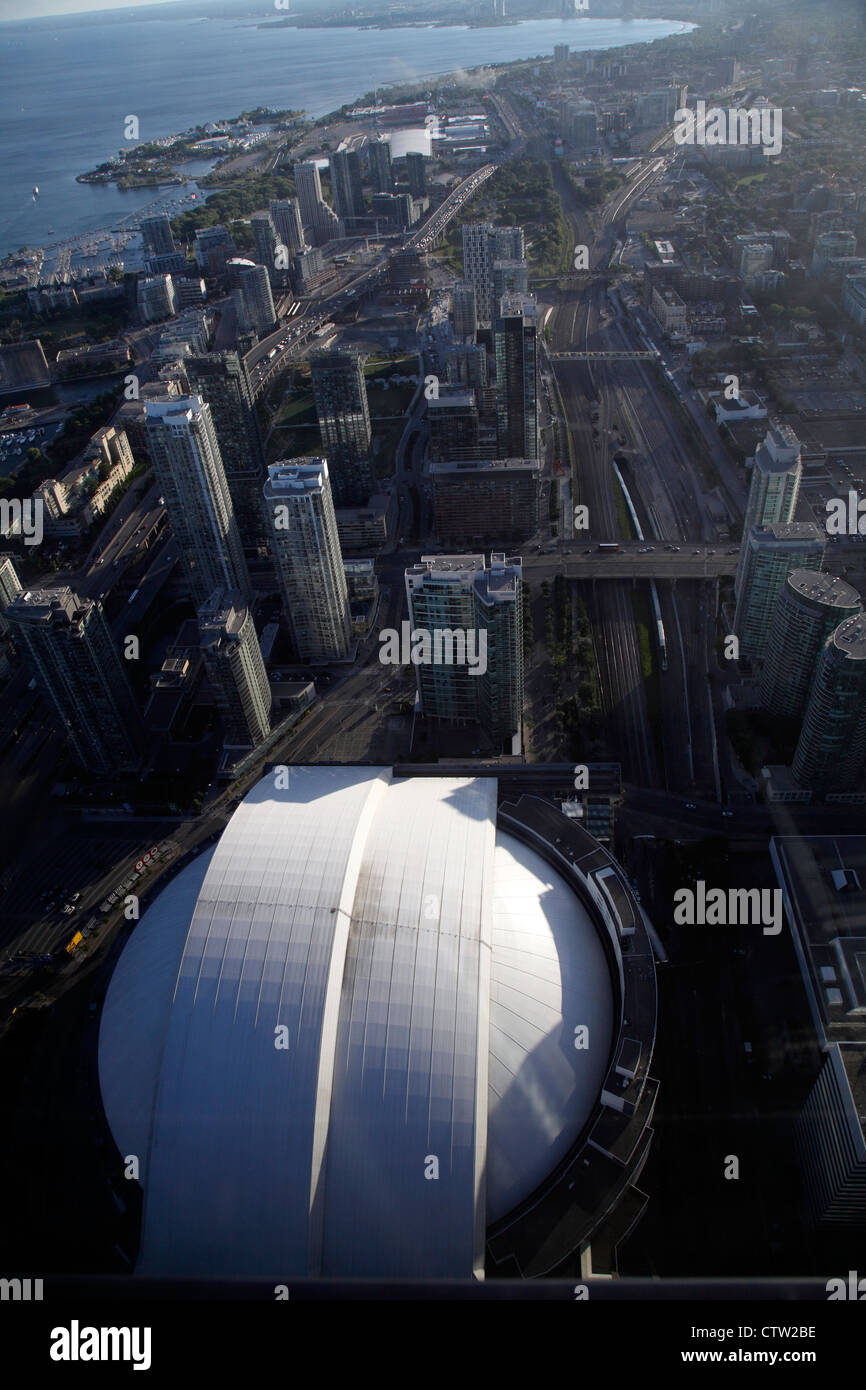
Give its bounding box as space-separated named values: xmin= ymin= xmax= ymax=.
xmin=0 ymin=0 xmax=183 ymax=21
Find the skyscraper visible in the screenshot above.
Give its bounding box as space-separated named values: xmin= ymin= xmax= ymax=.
xmin=733 ymin=523 xmax=825 ymax=662
xmin=431 ymin=459 xmax=541 ymax=548
xmin=263 ymin=459 xmax=352 ymax=663
xmin=368 ymin=138 xmax=394 ymax=194
xmin=237 ymin=263 xmax=276 ymax=336
xmin=493 ymin=258 xmax=529 ymax=303
xmin=428 ymin=389 xmax=481 ymax=462
xmin=310 ymin=349 xmax=374 ymax=506
xmin=446 ymin=343 xmax=488 ymax=391
xmin=269 ymin=198 xmax=304 ymax=256
xmin=198 ymin=589 xmax=272 ymax=747
xmin=405 ymin=552 xmax=523 ymax=747
xmin=462 ymin=224 xmax=525 ymax=324
xmin=7 ymin=588 xmax=142 ymax=775
xmin=184 ymin=352 xmax=268 ymax=558
xmin=329 ymin=149 xmax=365 ymax=224
xmin=250 ymin=212 xmax=278 ymax=271
xmin=405 ymin=151 xmax=427 ymax=197
xmin=495 ymin=293 xmax=538 ymax=460
xmin=293 ymin=161 xmax=344 ymax=246
xmin=736 ymin=425 xmax=803 ymax=595
xmin=760 ymin=570 xmax=861 ymax=720
xmin=451 ymin=282 xmax=478 ymax=341
xmin=145 ymin=396 xmax=251 ymax=606
xmin=141 ymin=214 xmax=177 ymax=259
xmin=791 ymin=615 xmax=866 ymax=794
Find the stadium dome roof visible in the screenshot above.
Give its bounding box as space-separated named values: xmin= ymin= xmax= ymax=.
xmin=98 ymin=767 xmax=614 ymax=1279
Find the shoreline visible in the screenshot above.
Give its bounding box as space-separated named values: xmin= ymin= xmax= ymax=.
xmin=1 ymin=15 xmax=698 ymax=264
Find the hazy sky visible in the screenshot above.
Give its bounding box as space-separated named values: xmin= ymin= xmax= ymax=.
xmin=0 ymin=0 xmax=186 ymax=21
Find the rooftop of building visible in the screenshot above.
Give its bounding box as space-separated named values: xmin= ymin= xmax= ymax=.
xmin=265 ymin=458 xmax=329 ymax=496
xmin=497 ymin=292 xmax=537 ymax=320
xmin=9 ymin=586 xmax=85 ymax=622
xmin=772 ymin=835 xmax=866 ymax=1057
xmin=829 ymin=614 xmax=866 ymax=661
xmin=786 ymin=568 xmax=861 ymax=610
xmin=96 ymin=767 xmax=643 ymax=1279
xmin=428 ymin=390 xmax=476 ymax=410
xmin=198 ymin=589 xmax=249 ymax=643
xmin=144 ymin=394 xmax=204 ymax=422
xmin=749 ymin=521 xmax=824 ymax=544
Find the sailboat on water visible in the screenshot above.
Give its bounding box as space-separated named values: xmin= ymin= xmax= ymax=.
xmin=32 ymin=185 xmax=39 ymax=198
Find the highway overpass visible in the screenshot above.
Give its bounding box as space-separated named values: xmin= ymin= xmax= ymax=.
xmin=520 ymin=542 xmax=738 ymax=579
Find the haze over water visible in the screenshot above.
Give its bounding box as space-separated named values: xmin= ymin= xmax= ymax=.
xmin=0 ymin=10 xmax=693 ymax=257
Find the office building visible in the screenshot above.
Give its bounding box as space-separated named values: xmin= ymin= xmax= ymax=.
xmin=250 ymin=212 xmax=280 ymax=274
xmin=145 ymin=396 xmax=250 ymax=606
xmin=269 ymin=198 xmax=304 ymax=256
xmin=405 ymin=151 xmax=427 ymax=197
xmin=554 ymin=43 xmax=570 ymax=67
xmin=310 ymin=349 xmax=373 ymax=506
xmin=446 ymin=343 xmax=489 ymax=391
xmin=174 ymin=277 xmax=207 ymax=311
xmin=771 ymin=835 xmax=866 ymax=1226
xmin=810 ymin=229 xmax=857 ymax=278
xmin=761 ymin=570 xmax=861 ymax=720
xmin=736 ymin=425 xmax=803 ymax=595
xmin=330 ymin=148 xmax=365 ymax=224
xmin=193 ymin=224 xmax=236 ymax=277
xmin=432 ymin=458 xmax=541 ymax=546
xmin=428 ymin=389 xmax=481 ymax=462
xmin=634 ymin=86 xmax=687 ymax=129
xmin=293 ymin=245 xmax=327 ymax=294
xmin=564 ymin=100 xmax=598 ymax=147
xmin=493 ymin=258 xmax=529 ymax=303
xmin=141 ymin=214 xmax=177 ymax=260
xmin=462 ymin=224 xmax=525 ymax=324
xmin=733 ymin=523 xmax=826 ymax=662
xmin=263 ymin=459 xmax=352 ymax=663
xmin=843 ymin=274 xmax=866 ymax=328
xmin=371 ymin=192 xmax=418 ymax=231
xmin=405 ymin=552 xmax=523 ymax=747
xmin=451 ymin=282 xmax=478 ymax=341
xmin=368 ymin=137 xmax=394 ymax=194
xmin=334 ymin=493 xmax=393 ymax=553
xmin=184 ymin=352 xmax=268 ymax=558
xmin=137 ymin=274 xmax=177 ymax=324
xmin=237 ymin=263 xmax=276 ymax=336
xmin=0 ymin=556 xmax=23 ymax=636
xmin=198 ymin=589 xmax=272 ymax=748
xmin=791 ymin=615 xmax=866 ymax=795
xmin=7 ymin=588 xmax=142 ymax=775
xmin=494 ymin=293 xmax=538 ymax=461
xmin=293 ymin=161 xmax=344 ymax=246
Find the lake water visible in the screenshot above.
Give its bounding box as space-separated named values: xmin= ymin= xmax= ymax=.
xmin=0 ymin=9 xmax=693 ymax=258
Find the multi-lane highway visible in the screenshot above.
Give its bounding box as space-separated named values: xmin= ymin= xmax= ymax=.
xmin=246 ymin=161 xmax=499 ymax=398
